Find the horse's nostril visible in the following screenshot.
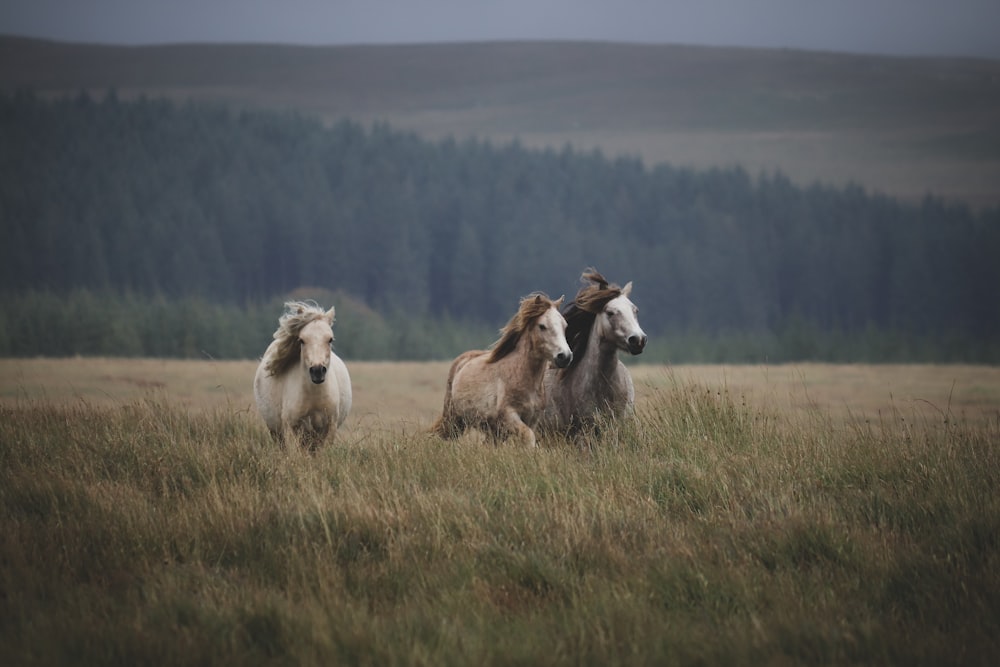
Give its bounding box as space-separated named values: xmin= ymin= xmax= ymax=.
xmin=628 ymin=335 xmax=647 ymax=353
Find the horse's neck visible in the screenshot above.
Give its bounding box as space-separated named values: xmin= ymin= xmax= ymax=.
xmin=580 ymin=323 xmax=620 ymax=378
xmin=561 ymin=324 xmax=627 ymax=410
xmin=509 ymin=339 xmax=551 ymax=389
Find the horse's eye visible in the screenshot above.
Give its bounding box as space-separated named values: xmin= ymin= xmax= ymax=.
xmin=539 ymin=324 xmax=548 ymax=331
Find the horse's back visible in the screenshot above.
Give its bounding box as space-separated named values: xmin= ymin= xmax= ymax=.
xmin=329 ymin=352 xmax=352 ymax=427
xmin=449 ymin=349 xmax=505 ymax=414
xmin=448 ymin=349 xmax=486 ymax=389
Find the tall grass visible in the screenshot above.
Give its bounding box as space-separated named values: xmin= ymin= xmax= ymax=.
xmin=2 ymin=381 xmax=998 ymax=665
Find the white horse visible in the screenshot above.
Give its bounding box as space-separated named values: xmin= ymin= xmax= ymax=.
xmin=540 ymin=270 xmax=646 ymax=441
xmin=254 ymin=301 xmax=352 ymax=450
xmin=431 ymin=293 xmax=572 ymax=448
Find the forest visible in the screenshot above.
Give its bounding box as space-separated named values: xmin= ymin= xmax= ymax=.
xmin=1 ymin=90 xmax=998 ymax=362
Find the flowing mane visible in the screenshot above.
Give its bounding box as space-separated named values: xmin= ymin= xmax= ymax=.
xmin=264 ymin=301 xmax=333 ymax=377
xmin=432 ymin=290 xmax=572 ymax=448
xmin=486 ymin=293 xmax=560 ymax=363
xmin=562 ymin=269 xmax=623 ymax=367
xmin=254 ymin=299 xmax=352 ymax=450
xmin=539 ymin=268 xmax=645 ymax=442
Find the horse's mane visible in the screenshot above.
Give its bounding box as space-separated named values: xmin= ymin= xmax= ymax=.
xmin=562 ymin=269 xmax=623 ymax=368
xmin=486 ymin=292 xmax=560 ymax=363
xmin=264 ymin=301 xmax=332 ymax=376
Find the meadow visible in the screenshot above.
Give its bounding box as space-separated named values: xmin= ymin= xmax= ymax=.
xmin=2 ymin=359 xmax=999 ymax=664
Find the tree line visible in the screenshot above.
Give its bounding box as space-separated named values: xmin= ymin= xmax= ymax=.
xmin=1 ymin=90 xmax=998 ymax=361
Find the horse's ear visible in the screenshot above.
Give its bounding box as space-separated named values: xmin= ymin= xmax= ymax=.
xmin=554 ymin=295 xmax=565 ymax=308
xmin=325 ymin=306 xmax=336 ymax=324
xmin=622 ymin=281 xmax=633 ymax=297
xmin=533 ymin=294 xmax=543 ymax=304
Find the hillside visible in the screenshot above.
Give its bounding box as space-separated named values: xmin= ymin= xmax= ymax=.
xmin=2 ymin=91 xmax=998 ymax=362
xmin=2 ymin=36 xmax=999 ymax=207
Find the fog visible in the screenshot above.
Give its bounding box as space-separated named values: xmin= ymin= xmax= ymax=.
xmin=2 ymin=0 xmax=999 ymax=58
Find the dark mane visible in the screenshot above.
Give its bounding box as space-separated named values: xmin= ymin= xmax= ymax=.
xmin=562 ymin=269 xmax=622 ymax=367
xmin=486 ymin=293 xmax=559 ymax=363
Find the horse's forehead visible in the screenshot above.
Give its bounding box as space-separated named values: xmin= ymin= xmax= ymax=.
xmin=300 ymin=318 xmax=332 ymax=339
xmin=606 ymin=293 xmax=636 ymax=314
xmin=539 ymin=305 xmax=566 ymax=328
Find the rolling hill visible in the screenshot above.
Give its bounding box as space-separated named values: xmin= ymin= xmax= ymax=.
xmin=2 ymin=35 xmax=999 ymax=206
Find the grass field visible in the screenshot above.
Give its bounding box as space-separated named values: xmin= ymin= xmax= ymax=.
xmin=2 ymin=358 xmax=997 ymax=426
xmin=2 ymin=358 xmax=999 ymax=664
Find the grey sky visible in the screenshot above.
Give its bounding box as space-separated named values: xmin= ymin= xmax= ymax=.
xmin=2 ymin=0 xmax=999 ymax=58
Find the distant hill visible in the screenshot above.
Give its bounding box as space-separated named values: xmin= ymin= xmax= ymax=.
xmin=2 ymin=35 xmax=999 ymax=206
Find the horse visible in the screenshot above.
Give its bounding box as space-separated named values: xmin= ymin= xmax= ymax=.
xmin=431 ymin=293 xmax=572 ymax=448
xmin=540 ymin=270 xmax=646 ymax=442
xmin=253 ymin=301 xmax=352 ymax=450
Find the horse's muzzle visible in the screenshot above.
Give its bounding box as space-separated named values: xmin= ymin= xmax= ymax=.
xmin=309 ymin=365 xmax=328 ymax=384
xmin=553 ymin=350 xmax=573 ymax=369
xmin=627 ymin=334 xmax=647 ymax=355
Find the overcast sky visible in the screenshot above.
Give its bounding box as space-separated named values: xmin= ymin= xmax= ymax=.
xmin=2 ymin=0 xmax=999 ymax=59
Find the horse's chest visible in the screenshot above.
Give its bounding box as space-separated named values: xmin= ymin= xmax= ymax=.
xmin=571 ymin=367 xmax=627 ymax=410
xmin=501 ymin=384 xmax=544 ymax=419
xmin=286 ymin=384 xmax=337 ymax=419
xmin=300 ymin=408 xmax=331 ymax=434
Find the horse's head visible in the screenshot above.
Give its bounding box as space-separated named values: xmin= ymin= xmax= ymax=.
xmin=299 ymin=308 xmax=335 ymax=384
xmin=488 ymin=293 xmax=572 ymax=367
xmin=531 ymin=294 xmax=573 ymax=369
xmin=591 ymin=280 xmax=647 ymax=356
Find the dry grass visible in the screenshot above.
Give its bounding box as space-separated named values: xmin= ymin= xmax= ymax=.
xmin=1 ymin=358 xmax=999 ymax=664
xmin=1 ymin=358 xmax=997 ymax=427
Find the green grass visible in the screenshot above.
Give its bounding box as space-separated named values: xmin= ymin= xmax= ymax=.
xmin=2 ymin=381 xmax=999 ymax=665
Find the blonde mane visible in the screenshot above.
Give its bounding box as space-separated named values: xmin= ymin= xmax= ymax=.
xmin=264 ymin=301 xmax=333 ymax=377
xmin=486 ymin=293 xmax=560 ymax=363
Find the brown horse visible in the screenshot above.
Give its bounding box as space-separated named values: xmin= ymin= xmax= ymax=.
xmin=540 ymin=270 xmax=646 ymax=441
xmin=431 ymin=293 xmax=572 ymax=448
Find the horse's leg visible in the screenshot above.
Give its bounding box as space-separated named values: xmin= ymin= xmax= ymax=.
xmin=431 ymin=412 xmax=465 ymax=439
xmin=292 ymin=413 xmax=331 ymax=453
xmin=280 ymin=423 xmax=299 ymax=450
xmin=431 ymin=374 xmax=460 ymax=439
xmin=569 ymin=416 xmax=598 ymax=452
xmin=573 ymin=427 xmax=597 ymax=454
xmin=483 ymin=419 xmax=505 ymax=447
xmin=296 ymin=426 xmax=322 ymax=453
xmin=500 ymin=408 xmax=537 ymax=448
xmin=287 ymin=425 xmax=319 ymax=453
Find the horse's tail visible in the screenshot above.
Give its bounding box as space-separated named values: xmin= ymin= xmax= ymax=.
xmin=430 ymin=350 xmax=481 ymax=439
